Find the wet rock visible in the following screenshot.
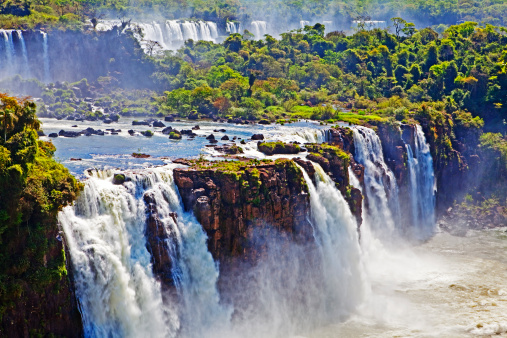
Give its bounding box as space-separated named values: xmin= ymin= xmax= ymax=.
xmin=58 ymin=130 xmax=80 ymax=138
xmin=103 ymin=118 xmax=113 ymax=124
xmin=162 ymin=126 xmax=173 ymax=134
xmin=169 ymin=131 xmax=182 ymax=140
xmin=132 ymin=153 xmax=150 ymax=158
xmin=221 ymin=135 xmax=230 ymax=141
xmin=37 ymin=130 xmax=46 ymax=137
xmin=251 ymin=134 xmax=264 ymax=140
xmin=112 ymin=173 xmax=126 ymax=185
xmin=164 ymin=115 xmax=174 ymax=122
xmin=192 ymin=125 xmax=200 ymax=130
xmin=257 ymin=142 xmax=301 ymax=156
xmin=206 ymin=134 xmax=215 ymax=140
xmin=153 ymin=120 xmax=165 ymax=128
xmin=132 ymin=120 xmax=150 ymax=126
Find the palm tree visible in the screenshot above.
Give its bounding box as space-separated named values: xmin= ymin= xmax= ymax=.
xmin=0 ymin=108 xmax=15 ymax=142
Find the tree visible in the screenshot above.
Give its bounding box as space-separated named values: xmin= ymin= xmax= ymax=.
xmin=391 ymin=17 xmax=407 ymax=39
xmin=0 ymin=109 xmax=15 ymax=142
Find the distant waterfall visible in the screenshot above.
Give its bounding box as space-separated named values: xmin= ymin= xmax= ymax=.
xmin=58 ymin=165 xmax=231 ymax=337
xmin=16 ymin=30 xmax=30 ymax=77
xmin=300 ymin=163 xmax=365 ymax=317
xmin=352 ymin=126 xmax=401 ymax=238
xmin=105 ymin=20 xmax=220 ymax=51
xmin=41 ymin=31 xmax=50 ymax=82
xmin=226 ymin=22 xmax=241 ymax=34
xmin=251 ymin=21 xmax=267 ymax=39
xmin=405 ymin=125 xmax=436 ymax=239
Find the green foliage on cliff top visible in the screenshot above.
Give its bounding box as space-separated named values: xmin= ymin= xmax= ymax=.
xmin=0 ymin=94 xmax=81 ymax=320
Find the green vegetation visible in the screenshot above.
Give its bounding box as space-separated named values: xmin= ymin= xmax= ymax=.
xmin=149 ymin=21 xmax=506 ymax=134
xmin=0 ymin=94 xmax=81 ymax=320
xmin=257 ymin=141 xmax=301 ymax=155
xmin=2 ymin=0 xmax=507 ymax=30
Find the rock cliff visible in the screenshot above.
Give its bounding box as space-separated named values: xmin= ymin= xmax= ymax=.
xmin=173 ymin=158 xmax=313 ymax=264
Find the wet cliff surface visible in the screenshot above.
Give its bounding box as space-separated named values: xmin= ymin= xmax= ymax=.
xmin=172 ymin=158 xmax=313 ymax=264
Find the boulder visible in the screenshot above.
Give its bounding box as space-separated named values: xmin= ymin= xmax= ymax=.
xmin=169 ymin=131 xmax=182 ymax=140
xmin=164 ymin=115 xmax=174 ymax=122
xmin=153 ymin=121 xmax=165 ymax=128
xmin=112 ymin=174 xmax=126 ymax=185
xmin=251 ymin=134 xmax=264 ymax=140
xmin=48 ymin=133 xmax=58 ymax=138
xmin=162 ymin=126 xmax=173 ymax=134
xmin=132 ymin=120 xmax=150 ymax=126
xmin=221 ymin=135 xmax=230 ymax=141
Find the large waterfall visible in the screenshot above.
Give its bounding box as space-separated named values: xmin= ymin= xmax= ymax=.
xmin=405 ymin=125 xmax=436 ymax=239
xmin=58 ymin=166 xmax=231 ymax=337
xmin=352 ymin=126 xmax=401 ymax=238
xmin=0 ymin=29 xmax=50 ymax=81
xmin=58 ymin=160 xmax=368 ymax=337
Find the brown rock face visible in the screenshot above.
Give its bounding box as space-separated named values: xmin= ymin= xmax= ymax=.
xmin=144 ymin=192 xmax=178 ymax=287
xmin=173 ymin=159 xmax=313 ymax=264
xmin=328 ymin=127 xmax=355 ymax=153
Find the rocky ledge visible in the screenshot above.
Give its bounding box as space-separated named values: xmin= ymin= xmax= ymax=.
xmin=173 ymin=158 xmax=313 ymax=264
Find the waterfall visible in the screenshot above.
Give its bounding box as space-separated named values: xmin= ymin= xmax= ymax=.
xmin=1 ymin=30 xmax=13 ymax=76
xmin=41 ymin=31 xmax=51 ymax=83
xmin=58 ymin=165 xmax=231 ymax=337
xmin=299 ymin=163 xmax=365 ymax=317
xmin=405 ymin=125 xmax=436 ymax=239
xmin=293 ymin=129 xmax=327 ymax=143
xmin=226 ymin=22 xmax=241 ymax=34
xmin=251 ymin=21 xmax=267 ymax=39
xmin=1 ymin=30 xmax=16 ymax=76
xmin=352 ymin=126 xmax=401 ymax=239
xmin=16 ymin=30 xmax=30 ymax=77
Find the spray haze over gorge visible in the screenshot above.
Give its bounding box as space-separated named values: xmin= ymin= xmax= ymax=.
xmin=0 ymin=0 xmax=507 ymax=337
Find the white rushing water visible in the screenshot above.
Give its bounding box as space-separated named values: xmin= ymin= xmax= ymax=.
xmin=405 ymin=125 xmax=436 ymax=240
xmin=59 ymin=165 xmax=230 ymax=337
xmin=96 ymin=20 xmax=219 ymax=51
xmin=352 ymin=126 xmax=401 ymax=239
xmin=226 ymin=22 xmax=241 ymax=34
xmin=16 ymin=30 xmax=30 ymax=77
xmin=301 ymin=163 xmax=366 ymax=316
xmin=251 ymin=21 xmax=268 ymax=40
xmin=41 ymin=31 xmax=51 ymax=82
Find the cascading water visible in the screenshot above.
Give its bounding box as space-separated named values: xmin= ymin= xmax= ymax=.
xmin=226 ymin=22 xmax=241 ymax=34
xmin=131 ymin=20 xmax=218 ymax=51
xmin=300 ymin=163 xmax=366 ymax=317
xmin=405 ymin=125 xmax=436 ymax=239
xmin=58 ymin=165 xmax=231 ymax=337
xmin=352 ymin=126 xmax=401 ymax=239
xmin=41 ymin=31 xmax=51 ymax=82
xmin=16 ymin=30 xmax=30 ymax=77
xmin=251 ymin=21 xmax=267 ymax=40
